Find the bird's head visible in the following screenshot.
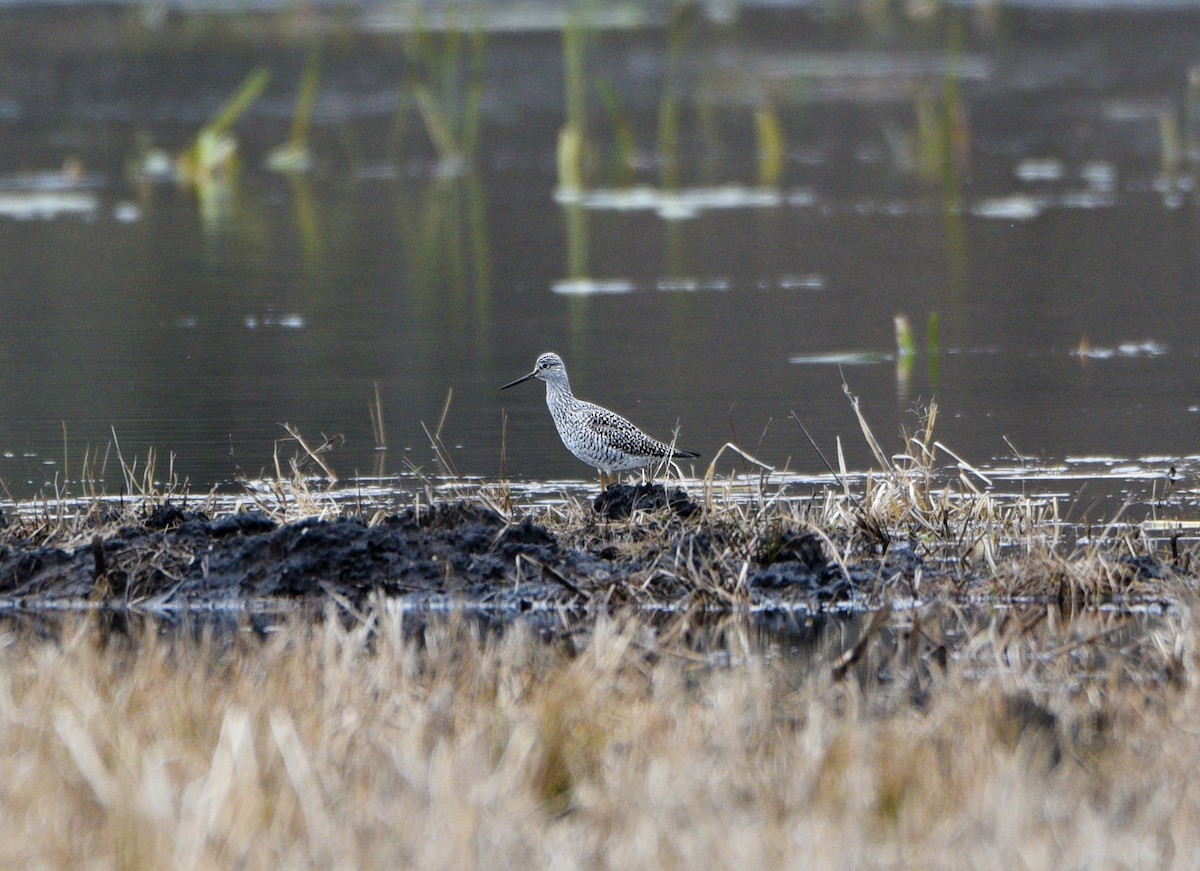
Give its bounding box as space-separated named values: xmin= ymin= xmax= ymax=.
xmin=501 ymin=352 xmax=569 ymax=390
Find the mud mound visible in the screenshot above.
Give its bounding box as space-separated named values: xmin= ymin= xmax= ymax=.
xmin=0 ymin=502 xmax=566 ymax=606
xmin=593 ymin=483 xmax=698 ymax=520
xmin=0 ymin=495 xmax=903 ymax=612
xmin=746 ymin=530 xmax=849 ymax=602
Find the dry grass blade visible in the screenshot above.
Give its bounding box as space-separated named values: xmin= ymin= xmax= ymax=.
xmin=435 ymin=387 xmax=454 ymax=444
xmin=842 ymin=379 xmax=893 ymax=474
xmin=702 ymin=443 xmax=775 ymax=481
xmin=935 ymin=440 xmax=993 ymax=487
xmin=791 ymin=412 xmax=846 ymax=491
xmin=54 ymin=706 xmax=117 ymax=807
xmin=269 ymin=709 xmax=334 ymax=859
xmin=281 ymin=423 xmax=341 ymax=484
xmin=369 ymin=381 xmax=387 ymax=452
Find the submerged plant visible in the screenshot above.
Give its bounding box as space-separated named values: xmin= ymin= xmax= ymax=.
xmin=267 ymin=44 xmax=322 ymax=174
xmin=177 ymin=68 xmax=271 ymax=188
xmin=754 ymin=104 xmax=785 ymax=187
xmin=175 ymin=67 xmax=271 ymax=228
xmin=557 ymin=7 xmax=591 ymax=194
xmin=397 ymin=5 xmax=487 ymax=172
xmin=395 ymin=173 xmax=493 ymax=343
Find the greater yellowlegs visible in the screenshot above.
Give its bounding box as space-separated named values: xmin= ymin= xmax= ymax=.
xmin=501 ymin=352 xmax=699 ymax=489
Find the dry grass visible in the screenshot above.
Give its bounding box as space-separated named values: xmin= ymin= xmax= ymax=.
xmin=0 ymin=602 xmax=1198 ymax=869
xmin=523 ymin=397 xmax=1197 ymax=606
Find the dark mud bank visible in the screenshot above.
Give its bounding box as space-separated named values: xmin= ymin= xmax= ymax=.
xmin=0 ymin=485 xmax=865 ymax=612
xmin=0 ymin=484 xmax=1180 ymax=613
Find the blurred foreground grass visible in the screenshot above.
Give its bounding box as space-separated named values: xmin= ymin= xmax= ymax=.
xmin=0 ymin=603 xmax=1196 ymax=868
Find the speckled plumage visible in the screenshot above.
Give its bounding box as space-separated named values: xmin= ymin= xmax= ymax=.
xmin=502 ymin=352 xmax=699 ymax=483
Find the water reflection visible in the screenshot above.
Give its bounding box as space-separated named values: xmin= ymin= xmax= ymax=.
xmin=396 ymin=173 xmax=492 ymax=349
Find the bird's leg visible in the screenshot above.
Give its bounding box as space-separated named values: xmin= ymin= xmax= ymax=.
xmin=599 ymin=470 xmax=610 ymax=490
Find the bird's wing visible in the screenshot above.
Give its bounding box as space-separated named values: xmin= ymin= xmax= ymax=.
xmin=584 ymin=404 xmax=689 ymax=459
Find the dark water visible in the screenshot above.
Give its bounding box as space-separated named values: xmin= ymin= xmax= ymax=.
xmin=0 ymin=4 xmax=1197 ymax=499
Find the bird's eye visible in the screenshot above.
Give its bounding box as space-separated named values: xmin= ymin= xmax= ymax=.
xmin=540 ymin=360 xmax=550 ymax=369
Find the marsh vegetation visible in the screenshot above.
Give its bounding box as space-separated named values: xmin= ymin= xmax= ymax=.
xmin=1 ymin=599 xmax=1198 ymax=868
xmin=0 ymin=394 xmax=1190 ymax=613
xmin=0 ymin=1 xmax=1198 ymax=863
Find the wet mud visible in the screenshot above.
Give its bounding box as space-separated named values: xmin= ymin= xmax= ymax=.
xmin=593 ymin=482 xmax=698 ymax=520
xmin=0 ymin=484 xmax=1183 ymax=614
xmin=0 ymin=485 xmax=890 ymax=613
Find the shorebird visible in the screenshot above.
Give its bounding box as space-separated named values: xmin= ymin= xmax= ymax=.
xmin=501 ymin=352 xmax=699 ymax=489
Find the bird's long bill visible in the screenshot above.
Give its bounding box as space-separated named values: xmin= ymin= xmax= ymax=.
xmin=500 ymin=370 xmax=538 ymax=390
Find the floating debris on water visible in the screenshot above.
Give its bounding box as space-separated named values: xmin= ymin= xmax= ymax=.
xmin=1118 ymin=340 xmax=1167 ymax=356
xmin=655 ymin=278 xmax=730 ymax=293
xmin=1076 ymin=342 xmax=1114 ymax=359
xmin=1015 ymin=158 xmax=1065 ymax=182
xmin=0 ymin=159 xmax=118 ymax=220
xmin=134 ymin=149 xmax=175 ymax=183
xmin=1081 ymin=160 xmax=1117 ymax=190
xmin=551 ymin=278 xmax=635 ymax=295
xmin=785 ymin=188 xmax=818 ymax=207
xmin=0 ymin=192 xmax=98 ymax=220
xmin=777 ymin=274 xmax=825 ymax=290
xmin=789 ymin=351 xmax=893 ymax=365
xmin=1058 ymin=191 xmax=1115 ymax=210
xmin=554 ymin=185 xmax=782 ymax=220
xmin=971 ymin=194 xmax=1045 ymax=221
xmin=0 ymin=163 xmax=104 ymax=192
xmin=112 ymin=201 xmax=141 ymax=223
xmin=244 ymin=313 xmax=306 ymax=330
xmin=1073 ymin=340 xmax=1167 ymax=359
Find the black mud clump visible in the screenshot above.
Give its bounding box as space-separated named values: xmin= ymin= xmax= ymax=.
xmin=498 ymin=517 xmax=558 ymax=553
xmin=748 ymin=530 xmax=849 ymax=601
xmin=206 ymin=511 xmax=278 ymax=537
xmin=594 ymin=483 xmax=698 ymax=520
xmin=142 ymin=502 xmax=211 ymax=531
xmin=0 ymin=502 xmax=568 ymax=607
